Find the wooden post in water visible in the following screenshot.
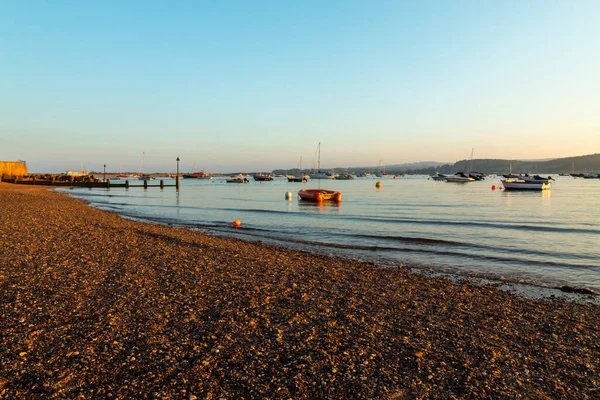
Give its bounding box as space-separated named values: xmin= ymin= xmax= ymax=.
xmin=125 ymin=180 xmax=129 ymax=189
xmin=143 ymin=180 xmax=148 ymax=189
xmin=176 ymin=156 xmax=180 ymax=190
xmin=160 ymin=180 xmax=164 ymax=188
xmin=106 ymin=178 xmax=110 ymax=188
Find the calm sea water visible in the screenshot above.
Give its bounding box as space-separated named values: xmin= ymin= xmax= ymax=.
xmin=60 ymin=176 xmax=600 ymax=294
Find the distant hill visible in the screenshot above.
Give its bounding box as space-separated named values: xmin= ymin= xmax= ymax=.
xmin=382 ymin=161 xmax=448 ymax=170
xmin=272 ymin=154 xmax=600 ymax=176
xmin=402 ymin=153 xmax=600 ymax=175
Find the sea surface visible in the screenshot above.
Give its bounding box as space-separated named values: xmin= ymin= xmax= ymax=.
xmin=59 ymin=175 xmax=600 ymax=296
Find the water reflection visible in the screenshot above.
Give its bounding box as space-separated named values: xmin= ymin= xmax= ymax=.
xmin=503 ymin=190 xmax=548 ymax=198
xmin=298 ymin=200 xmax=342 ymax=213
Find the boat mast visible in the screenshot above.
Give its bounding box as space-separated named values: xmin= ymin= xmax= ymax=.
xmin=318 ymin=142 xmax=321 ymax=172
xmin=468 ymin=148 xmax=474 ymax=173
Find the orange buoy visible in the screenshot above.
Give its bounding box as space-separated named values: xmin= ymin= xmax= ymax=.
xmin=491 ymin=185 xmax=496 ymax=190
xmin=375 ymin=181 xmax=382 ymax=188
xmin=232 ymin=220 xmax=241 ymax=227
xmin=393 ymin=175 xmax=396 ymax=179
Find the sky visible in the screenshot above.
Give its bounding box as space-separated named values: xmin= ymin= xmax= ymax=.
xmin=1 ymin=0 xmax=599 ymax=173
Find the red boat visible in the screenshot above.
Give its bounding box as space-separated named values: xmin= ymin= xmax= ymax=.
xmin=297 ymin=189 xmax=342 ymax=202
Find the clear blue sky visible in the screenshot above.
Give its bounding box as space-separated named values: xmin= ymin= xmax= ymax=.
xmin=1 ymin=0 xmax=599 ymax=173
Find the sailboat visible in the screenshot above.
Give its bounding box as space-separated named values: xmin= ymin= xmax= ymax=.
xmin=446 ymin=149 xmax=475 ymax=182
xmin=375 ymin=160 xmax=389 ymax=177
xmin=309 ymin=143 xmax=337 ymax=179
xmin=503 ymin=163 xmax=519 ymax=179
xmin=569 ymin=161 xmax=584 ymax=177
xmin=114 ymin=162 xmax=127 ymax=179
xmin=138 ymin=152 xmax=154 ymax=180
xmin=298 ymin=143 xmax=342 ymax=202
xmin=182 ymin=161 xmax=211 ymax=179
xmin=287 ymin=156 xmax=309 ymax=182
xmin=466 ymin=148 xmax=485 ymax=180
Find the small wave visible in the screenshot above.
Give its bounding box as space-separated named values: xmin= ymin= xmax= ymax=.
xmin=342 ymin=215 xmax=600 ymax=235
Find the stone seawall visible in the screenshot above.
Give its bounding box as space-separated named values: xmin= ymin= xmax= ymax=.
xmin=0 ymin=161 xmax=28 ymax=177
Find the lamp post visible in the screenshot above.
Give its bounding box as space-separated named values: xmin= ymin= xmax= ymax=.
xmin=176 ymin=157 xmax=180 ymax=189
xmin=103 ymin=164 xmax=106 ymax=182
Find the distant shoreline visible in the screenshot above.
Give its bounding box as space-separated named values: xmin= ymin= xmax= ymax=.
xmin=1 ymin=182 xmax=598 ymax=398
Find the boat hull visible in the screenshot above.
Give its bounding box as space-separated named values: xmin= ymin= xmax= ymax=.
xmin=287 ymin=176 xmax=307 ymax=182
xmin=298 ymin=189 xmax=342 ymax=202
xmin=446 ymin=177 xmax=474 ymax=182
xmin=502 ymin=180 xmax=550 ymax=190
xmin=253 ymin=175 xmax=273 ymax=181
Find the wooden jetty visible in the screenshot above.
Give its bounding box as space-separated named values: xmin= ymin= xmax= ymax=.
xmin=1 ymin=176 xmax=179 ymax=189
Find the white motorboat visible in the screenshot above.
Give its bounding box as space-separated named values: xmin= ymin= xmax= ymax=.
xmin=502 ymin=179 xmax=550 ymax=190
xmin=446 ymin=172 xmax=474 ymax=183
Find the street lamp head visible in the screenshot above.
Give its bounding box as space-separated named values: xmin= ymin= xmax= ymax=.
xmin=176 ymin=157 xmax=180 ymax=162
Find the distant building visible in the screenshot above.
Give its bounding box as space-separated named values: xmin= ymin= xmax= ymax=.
xmin=0 ymin=160 xmax=28 ymax=178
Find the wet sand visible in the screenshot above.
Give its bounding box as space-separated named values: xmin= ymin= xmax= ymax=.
xmin=1 ymin=182 xmax=598 ymax=398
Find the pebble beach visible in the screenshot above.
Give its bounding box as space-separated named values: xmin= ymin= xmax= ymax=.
xmin=1 ymin=182 xmax=598 ymax=399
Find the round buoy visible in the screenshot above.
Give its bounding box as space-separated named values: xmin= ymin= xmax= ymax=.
xmin=260 ymin=181 xmax=262 ymax=184
xmin=393 ymin=175 xmax=396 ymax=179
xmin=491 ymin=185 xmax=496 ymax=190
xmin=375 ymin=181 xmax=382 ymax=188
xmin=285 ymin=191 xmax=293 ymax=200
xmin=232 ymin=220 xmax=241 ymax=227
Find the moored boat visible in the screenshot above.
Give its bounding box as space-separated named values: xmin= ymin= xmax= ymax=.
xmin=183 ymin=171 xmax=211 ymax=179
xmin=287 ymin=175 xmax=308 ymax=182
xmin=309 ymin=142 xmax=337 ymax=179
xmin=335 ymin=173 xmax=354 ymax=180
xmin=310 ymin=170 xmax=337 ymax=179
xmin=253 ymin=173 xmax=273 ymax=181
xmin=287 ymin=157 xmax=309 ymax=182
xmin=429 ymin=172 xmax=447 ymax=181
xmin=582 ymin=172 xmax=600 ymax=179
xmin=298 ymin=189 xmax=342 ymax=202
xmin=226 ymin=177 xmax=249 ymax=184
xmin=502 ymin=179 xmax=550 ymax=190
xmin=521 ymin=174 xmax=554 ymax=183
xmin=468 ymin=171 xmax=486 ymax=181
xmin=446 ymin=172 xmax=474 ymax=183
